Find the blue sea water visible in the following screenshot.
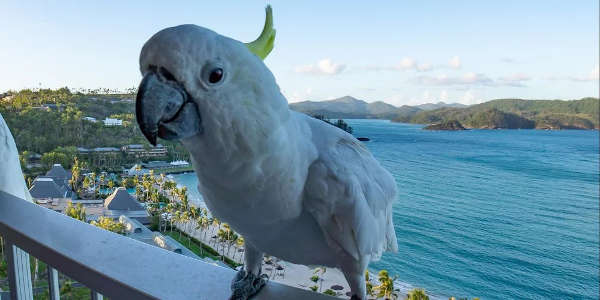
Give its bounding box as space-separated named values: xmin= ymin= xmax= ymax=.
xmin=173 ymin=119 xmax=599 ymax=299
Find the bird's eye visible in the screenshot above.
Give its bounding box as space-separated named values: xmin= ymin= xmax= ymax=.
xmin=208 ymin=68 xmax=223 ymax=84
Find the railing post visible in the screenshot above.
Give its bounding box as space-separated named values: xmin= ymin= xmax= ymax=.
xmin=90 ymin=291 xmax=103 ymax=300
xmin=47 ymin=267 xmax=60 ymax=300
xmin=5 ymin=242 xmax=33 ymax=300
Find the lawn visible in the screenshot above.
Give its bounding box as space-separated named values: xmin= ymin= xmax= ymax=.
xmin=164 ymin=230 xmax=241 ymax=269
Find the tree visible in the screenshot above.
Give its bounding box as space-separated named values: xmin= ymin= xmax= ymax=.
xmin=83 ymin=175 xmax=91 ymax=191
xmin=70 ymin=156 xmax=81 ymax=191
xmin=374 ymin=270 xmax=397 ymax=300
xmin=406 ymin=288 xmax=429 ymax=300
xmin=91 ymin=217 xmax=125 ymax=234
xmin=65 ymin=201 xmax=86 ymax=221
xmin=313 ymin=267 xmax=327 ymax=292
xmin=41 ymin=151 xmax=68 ymax=169
xmin=365 ymin=270 xmax=374 ymax=297
xmin=99 ymin=174 xmax=106 ymax=190
xmin=107 ymin=180 xmax=115 ymax=191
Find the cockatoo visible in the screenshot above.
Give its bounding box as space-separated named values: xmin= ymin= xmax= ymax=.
xmin=0 ymin=113 xmax=33 ymax=202
xmin=135 ymin=6 xmax=398 ymax=300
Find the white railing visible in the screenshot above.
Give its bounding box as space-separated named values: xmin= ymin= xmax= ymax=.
xmin=0 ymin=191 xmax=334 ymax=299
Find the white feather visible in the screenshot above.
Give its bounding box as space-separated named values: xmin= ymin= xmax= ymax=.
xmin=0 ymin=113 xmax=32 ymax=202
xmin=139 ymin=24 xmax=398 ymax=297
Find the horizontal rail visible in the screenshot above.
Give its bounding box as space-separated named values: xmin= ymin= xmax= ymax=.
xmin=0 ymin=191 xmax=334 ymax=299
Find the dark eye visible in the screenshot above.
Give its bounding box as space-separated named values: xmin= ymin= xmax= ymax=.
xmin=208 ymin=68 xmax=223 ymax=84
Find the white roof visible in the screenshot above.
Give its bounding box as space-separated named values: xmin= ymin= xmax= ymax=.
xmin=36 ymin=178 xmax=54 ymax=182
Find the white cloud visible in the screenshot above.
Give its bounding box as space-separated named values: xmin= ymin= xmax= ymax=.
xmin=284 ymin=87 xmax=314 ymax=103
xmin=414 ymin=72 xmax=494 ymax=86
xmin=590 ymin=64 xmax=599 ymax=80
xmin=422 ymin=90 xmax=431 ymax=101
xmin=413 ymin=72 xmax=534 ymax=87
xmin=546 ymin=65 xmax=599 ymax=82
xmin=398 ymin=57 xmax=416 ymax=69
xmin=497 ymin=73 xmax=531 ymax=87
xmin=417 ymin=63 xmax=433 ymax=72
xmin=364 ymin=56 xmax=461 ymax=73
xmin=448 ymin=56 xmax=461 ymax=69
xmin=440 ymin=90 xmax=448 ymax=101
xmin=295 ymin=59 xmax=346 ymax=75
xmin=500 ymin=57 xmax=517 ymax=64
xmin=461 ymin=90 xmax=482 ymax=105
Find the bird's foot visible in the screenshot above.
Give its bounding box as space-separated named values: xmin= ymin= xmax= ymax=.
xmin=229 ymin=269 xmax=268 ymax=300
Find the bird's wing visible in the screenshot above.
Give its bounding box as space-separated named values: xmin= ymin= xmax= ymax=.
xmin=303 ymin=122 xmax=398 ymax=261
xmin=0 ymin=113 xmax=32 ymax=202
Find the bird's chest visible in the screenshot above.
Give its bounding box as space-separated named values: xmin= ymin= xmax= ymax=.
xmin=194 ymin=154 xmax=308 ymax=232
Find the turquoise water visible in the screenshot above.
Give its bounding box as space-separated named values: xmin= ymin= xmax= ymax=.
xmin=173 ymin=119 xmax=599 ymax=299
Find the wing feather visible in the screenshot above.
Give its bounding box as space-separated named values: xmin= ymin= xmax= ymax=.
xmin=304 ymin=129 xmax=398 ymax=262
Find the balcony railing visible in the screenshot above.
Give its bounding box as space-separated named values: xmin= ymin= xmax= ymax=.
xmin=0 ymin=191 xmax=334 ymax=299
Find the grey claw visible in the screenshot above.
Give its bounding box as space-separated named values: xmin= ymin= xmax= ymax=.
xmin=229 ymin=269 xmax=268 ymax=300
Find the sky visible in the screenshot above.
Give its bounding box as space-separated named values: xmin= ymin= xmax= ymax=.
xmin=0 ymin=1 xmax=598 ymax=106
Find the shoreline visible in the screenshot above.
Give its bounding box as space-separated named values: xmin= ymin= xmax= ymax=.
xmin=167 ymin=182 xmax=445 ymax=300
xmin=174 ymin=219 xmax=445 ymax=299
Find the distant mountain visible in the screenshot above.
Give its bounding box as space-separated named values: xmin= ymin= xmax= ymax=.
xmin=289 ymin=96 xmax=463 ymax=120
xmin=398 ymin=98 xmax=599 ymax=130
xmin=415 ymin=102 xmax=467 ymax=111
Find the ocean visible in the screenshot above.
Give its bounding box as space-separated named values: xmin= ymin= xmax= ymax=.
xmin=172 ymin=119 xmax=599 ymax=299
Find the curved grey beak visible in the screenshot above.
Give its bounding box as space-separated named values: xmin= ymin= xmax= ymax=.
xmin=136 ymin=71 xmax=203 ymax=146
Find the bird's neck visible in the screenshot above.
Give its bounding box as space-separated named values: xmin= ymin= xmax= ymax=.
xmin=181 ymin=112 xmax=317 ymax=222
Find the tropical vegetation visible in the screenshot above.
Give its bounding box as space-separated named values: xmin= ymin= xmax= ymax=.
xmin=395 ymin=97 xmax=599 ymax=129
xmin=1 ymin=87 xmax=190 ymax=175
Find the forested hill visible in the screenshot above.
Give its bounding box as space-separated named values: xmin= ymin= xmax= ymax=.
xmin=0 ymin=88 xmax=190 ymax=171
xmin=394 ymin=98 xmax=599 ymax=129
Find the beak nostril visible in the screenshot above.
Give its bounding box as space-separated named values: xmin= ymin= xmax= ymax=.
xmin=159 ymin=66 xmax=177 ymax=82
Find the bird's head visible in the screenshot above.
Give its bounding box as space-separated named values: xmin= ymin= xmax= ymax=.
xmin=136 ymin=6 xmax=287 ymax=148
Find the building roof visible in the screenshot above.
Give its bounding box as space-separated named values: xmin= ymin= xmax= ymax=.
xmin=142 ymin=161 xmax=171 ymax=169
xmin=104 ymin=187 xmax=145 ymax=211
xmin=93 ymin=147 xmax=120 ymax=152
xmin=46 ymin=164 xmax=69 ymax=180
xmin=29 ymin=178 xmax=67 ymax=199
xmin=126 ymin=144 xmax=144 ymax=149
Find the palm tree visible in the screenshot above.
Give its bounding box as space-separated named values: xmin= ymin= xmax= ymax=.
xmin=174 ymin=210 xmax=182 ymax=239
xmin=374 ymin=270 xmax=397 ymax=300
xmin=406 ymin=288 xmax=428 ymax=300
xmin=365 ymin=270 xmax=375 ymax=297
xmin=107 ymin=180 xmax=114 ymax=192
xmin=90 ymin=172 xmax=97 ymax=197
xmin=313 ymin=267 xmax=327 ymax=292
xmin=234 ymin=236 xmax=245 ymax=262
xmin=99 ymin=174 xmax=105 ymax=191
xmin=180 ymin=211 xmax=191 ymax=244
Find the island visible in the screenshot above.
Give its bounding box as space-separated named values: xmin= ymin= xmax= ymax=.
xmin=423 ymin=120 xmax=466 ymax=131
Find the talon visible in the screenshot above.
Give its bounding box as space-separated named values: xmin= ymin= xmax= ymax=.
xmin=229 ymin=269 xmax=268 ymax=300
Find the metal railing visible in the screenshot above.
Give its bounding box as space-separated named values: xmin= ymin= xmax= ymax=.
xmin=0 ymin=191 xmax=334 ymax=299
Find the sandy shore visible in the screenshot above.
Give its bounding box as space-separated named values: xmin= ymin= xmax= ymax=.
xmin=174 ymin=220 xmax=444 ymax=299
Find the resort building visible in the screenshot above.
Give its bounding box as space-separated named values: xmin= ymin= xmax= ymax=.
xmin=142 ymin=161 xmax=172 ymax=170
xmin=126 ymin=164 xmax=151 ymax=177
xmin=121 ymin=144 xmax=168 ymax=158
xmin=103 ymin=118 xmax=123 ymax=126
xmin=94 ymin=187 xmax=150 ymax=224
xmin=33 ymin=163 xmax=72 ymax=195
xmin=82 ymin=116 xmax=97 ymax=123
xmin=29 ymin=178 xmax=70 ymax=206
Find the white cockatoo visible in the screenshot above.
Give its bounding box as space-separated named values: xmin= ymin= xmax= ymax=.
xmin=135 ymin=6 xmax=398 ymax=299
xmin=0 ymin=113 xmax=32 ymax=202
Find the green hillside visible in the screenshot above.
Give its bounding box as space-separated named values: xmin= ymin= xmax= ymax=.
xmin=0 ymin=88 xmax=189 ymax=172
xmin=396 ymin=98 xmax=599 ymax=129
